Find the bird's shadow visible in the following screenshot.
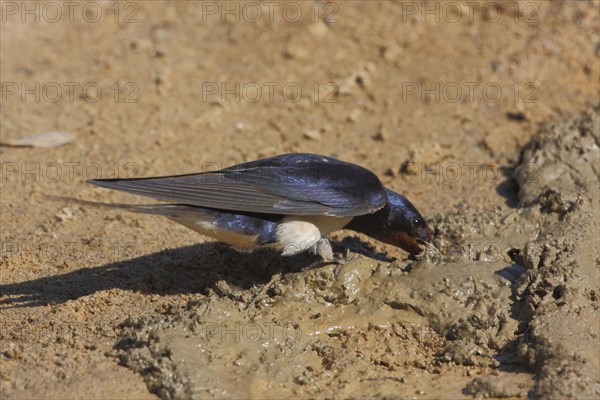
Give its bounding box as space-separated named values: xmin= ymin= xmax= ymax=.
xmin=0 ymin=239 xmax=389 ymax=309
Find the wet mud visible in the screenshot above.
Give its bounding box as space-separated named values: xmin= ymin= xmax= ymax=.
xmin=115 ymin=107 xmax=599 ymax=399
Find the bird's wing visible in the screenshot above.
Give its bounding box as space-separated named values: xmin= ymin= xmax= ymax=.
xmin=87 ymin=153 xmax=387 ymax=216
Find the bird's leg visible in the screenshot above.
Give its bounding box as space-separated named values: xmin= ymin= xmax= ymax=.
xmin=309 ymin=238 xmax=356 ymax=274
xmin=312 ymin=237 xmax=334 ymax=260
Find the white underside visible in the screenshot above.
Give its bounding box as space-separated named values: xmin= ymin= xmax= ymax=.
xmin=171 ymin=215 xmax=352 ymax=256
xmin=275 ymin=215 xmax=352 ymax=256
xmin=173 ymin=218 xmax=260 ymax=253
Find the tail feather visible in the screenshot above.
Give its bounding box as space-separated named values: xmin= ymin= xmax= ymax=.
xmin=47 ymin=195 xmax=217 ymax=220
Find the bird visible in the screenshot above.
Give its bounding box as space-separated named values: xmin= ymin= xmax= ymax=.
xmin=87 ymin=153 xmax=431 ymax=262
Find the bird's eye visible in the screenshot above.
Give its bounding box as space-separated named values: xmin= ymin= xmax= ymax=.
xmin=411 ymin=218 xmax=424 ymax=229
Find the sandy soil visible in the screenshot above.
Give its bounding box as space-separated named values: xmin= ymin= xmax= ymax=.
xmin=1 ymin=1 xmax=599 ymax=399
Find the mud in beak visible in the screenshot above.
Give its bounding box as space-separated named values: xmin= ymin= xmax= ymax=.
xmin=415 ymin=225 xmax=433 ymax=244
xmin=391 ymin=231 xmax=425 ymax=254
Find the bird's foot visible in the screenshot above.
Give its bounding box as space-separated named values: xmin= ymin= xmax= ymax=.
xmin=332 ymin=246 xmax=357 ymax=263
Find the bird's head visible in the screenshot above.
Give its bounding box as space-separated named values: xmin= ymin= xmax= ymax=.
xmin=382 ymin=189 xmax=432 ymax=253
xmin=347 ymin=188 xmax=431 ymax=254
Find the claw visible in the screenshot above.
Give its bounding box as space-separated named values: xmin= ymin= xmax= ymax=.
xmin=309 ymin=247 xmax=356 ymax=277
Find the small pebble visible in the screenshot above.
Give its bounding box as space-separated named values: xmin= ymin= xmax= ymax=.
xmin=2 ymin=131 xmax=75 ymax=148
xmin=372 ymin=131 xmax=386 ymax=142
xmin=347 ymin=109 xmax=361 ymax=123
xmin=303 ymin=130 xmax=322 ymax=141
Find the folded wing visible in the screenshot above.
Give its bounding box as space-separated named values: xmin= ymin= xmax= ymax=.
xmin=88 ymin=153 xmax=387 ymax=216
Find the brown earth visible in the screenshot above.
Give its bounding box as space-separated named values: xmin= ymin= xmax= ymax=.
xmin=1 ymin=1 xmax=599 ymax=399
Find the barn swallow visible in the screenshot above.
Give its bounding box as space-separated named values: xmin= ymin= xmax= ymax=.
xmin=87 ymin=153 xmax=431 ymax=261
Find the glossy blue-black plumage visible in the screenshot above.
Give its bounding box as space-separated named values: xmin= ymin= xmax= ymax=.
xmin=221 ymin=153 xmax=386 ymax=212
xmin=213 ymin=211 xmax=282 ymax=244
xmin=88 ymin=153 xmax=387 ymax=217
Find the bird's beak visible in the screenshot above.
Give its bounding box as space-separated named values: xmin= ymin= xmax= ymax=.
xmin=408 ymin=225 xmax=432 ymax=254
xmin=416 ymin=225 xmax=432 ymax=243
xmin=391 ymin=231 xmax=425 ymax=254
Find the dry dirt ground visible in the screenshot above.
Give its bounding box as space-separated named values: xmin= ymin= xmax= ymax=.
xmin=1 ymin=1 xmax=599 ymax=399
